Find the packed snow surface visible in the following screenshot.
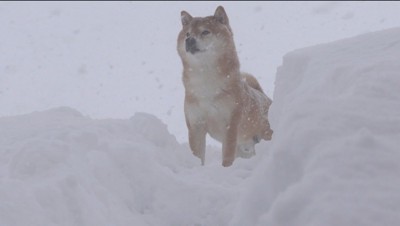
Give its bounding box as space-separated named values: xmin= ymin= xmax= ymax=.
xmin=1 ymin=27 xmax=400 ymax=226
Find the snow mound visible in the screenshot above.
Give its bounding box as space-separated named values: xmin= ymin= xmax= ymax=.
xmin=0 ymin=106 xmax=267 ymax=226
xmin=232 ymin=27 xmax=400 ymax=226
xmin=0 ymin=107 xmax=189 ymax=226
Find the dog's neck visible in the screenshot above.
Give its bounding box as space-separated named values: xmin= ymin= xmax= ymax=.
xmin=182 ymin=47 xmax=241 ymax=100
xmin=182 ymin=44 xmax=240 ymax=78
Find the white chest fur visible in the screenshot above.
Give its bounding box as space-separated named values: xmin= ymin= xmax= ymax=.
xmin=184 ymin=51 xmax=229 ymax=96
xmin=188 ymin=71 xmax=224 ymax=98
xmin=184 ymin=66 xmax=236 ymax=142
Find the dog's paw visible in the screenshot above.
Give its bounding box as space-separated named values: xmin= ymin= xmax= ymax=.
xmin=192 ymin=151 xmax=200 ymax=158
xmin=236 ymin=143 xmax=256 ymax=159
xmin=222 ymin=158 xmax=234 ymax=167
xmin=222 ymin=161 xmax=233 ymax=167
xmin=236 ymin=150 xmax=255 ymax=159
xmin=192 ymin=151 xmax=205 ymax=165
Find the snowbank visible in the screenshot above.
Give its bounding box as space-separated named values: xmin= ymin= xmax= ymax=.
xmin=232 ymin=27 xmax=400 ymax=226
xmin=0 ymin=107 xmax=267 ymax=226
xmin=0 ymin=107 xmax=188 ymax=226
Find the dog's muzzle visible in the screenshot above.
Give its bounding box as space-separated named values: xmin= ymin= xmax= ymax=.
xmin=185 ymin=37 xmax=199 ymax=54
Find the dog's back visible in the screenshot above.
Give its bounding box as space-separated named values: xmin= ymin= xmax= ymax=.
xmin=242 ymin=72 xmax=265 ymax=94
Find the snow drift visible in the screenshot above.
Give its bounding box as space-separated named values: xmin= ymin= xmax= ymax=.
xmin=0 ymin=108 xmax=190 ymax=226
xmin=0 ymin=107 xmax=266 ymax=226
xmin=232 ymin=27 xmax=400 ymax=226
xmin=1 ymin=27 xmax=400 ymax=226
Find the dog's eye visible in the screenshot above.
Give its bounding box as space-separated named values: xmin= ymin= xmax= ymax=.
xmin=186 ymin=32 xmax=190 ymax=37
xmin=201 ymin=30 xmax=210 ymax=36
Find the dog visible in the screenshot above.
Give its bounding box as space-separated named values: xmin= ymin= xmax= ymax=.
xmin=177 ymin=6 xmax=273 ymax=167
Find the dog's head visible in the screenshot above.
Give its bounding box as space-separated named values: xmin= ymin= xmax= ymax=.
xmin=177 ymin=6 xmax=234 ymax=59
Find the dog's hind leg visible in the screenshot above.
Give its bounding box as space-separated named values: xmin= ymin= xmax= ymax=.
xmin=262 ymin=120 xmax=273 ymax=141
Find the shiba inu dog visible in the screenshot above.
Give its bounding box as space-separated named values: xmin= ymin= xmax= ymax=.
xmin=177 ymin=6 xmax=273 ymax=167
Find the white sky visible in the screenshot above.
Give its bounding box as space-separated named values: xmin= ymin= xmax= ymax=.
xmin=1 ymin=1 xmax=400 ymax=142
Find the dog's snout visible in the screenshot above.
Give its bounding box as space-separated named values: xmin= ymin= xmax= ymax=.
xmin=185 ymin=37 xmax=198 ymax=54
xmin=186 ymin=37 xmax=196 ymax=48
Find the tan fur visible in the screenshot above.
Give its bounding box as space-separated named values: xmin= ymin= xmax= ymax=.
xmin=177 ymin=6 xmax=273 ymax=167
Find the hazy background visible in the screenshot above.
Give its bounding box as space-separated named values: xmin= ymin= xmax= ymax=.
xmin=1 ymin=1 xmax=400 ymax=143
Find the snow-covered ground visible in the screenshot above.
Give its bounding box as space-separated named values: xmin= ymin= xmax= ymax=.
xmin=1 ymin=26 xmax=400 ymax=226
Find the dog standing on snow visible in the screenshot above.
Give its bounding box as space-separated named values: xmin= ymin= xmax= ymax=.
xmin=177 ymin=6 xmax=273 ymax=167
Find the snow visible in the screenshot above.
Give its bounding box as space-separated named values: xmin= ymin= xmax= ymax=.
xmin=1 ymin=26 xmax=400 ymax=226
xmin=232 ymin=27 xmax=400 ymax=226
xmin=1 ymin=3 xmax=400 ymax=226
xmin=0 ymin=106 xmax=269 ymax=226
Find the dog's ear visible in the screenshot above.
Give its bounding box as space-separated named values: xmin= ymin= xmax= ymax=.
xmin=181 ymin=11 xmax=193 ymax=26
xmin=214 ymin=6 xmax=229 ymax=26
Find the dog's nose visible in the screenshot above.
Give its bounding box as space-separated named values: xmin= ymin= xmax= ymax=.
xmin=185 ymin=37 xmax=198 ymax=54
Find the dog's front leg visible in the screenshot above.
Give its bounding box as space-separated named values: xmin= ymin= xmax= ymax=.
xmin=222 ymin=107 xmax=241 ymax=167
xmin=185 ymin=97 xmax=207 ymax=165
xmin=188 ymin=122 xmax=206 ymax=165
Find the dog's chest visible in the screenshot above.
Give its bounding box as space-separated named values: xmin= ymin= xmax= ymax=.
xmin=186 ymin=69 xmax=225 ymax=99
xmin=185 ymin=69 xmax=235 ymax=138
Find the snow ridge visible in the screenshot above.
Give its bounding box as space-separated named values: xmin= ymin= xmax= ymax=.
xmin=231 ymin=27 xmax=400 ymax=226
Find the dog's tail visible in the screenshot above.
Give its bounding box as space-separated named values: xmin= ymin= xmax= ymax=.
xmin=241 ymin=72 xmax=265 ymax=94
